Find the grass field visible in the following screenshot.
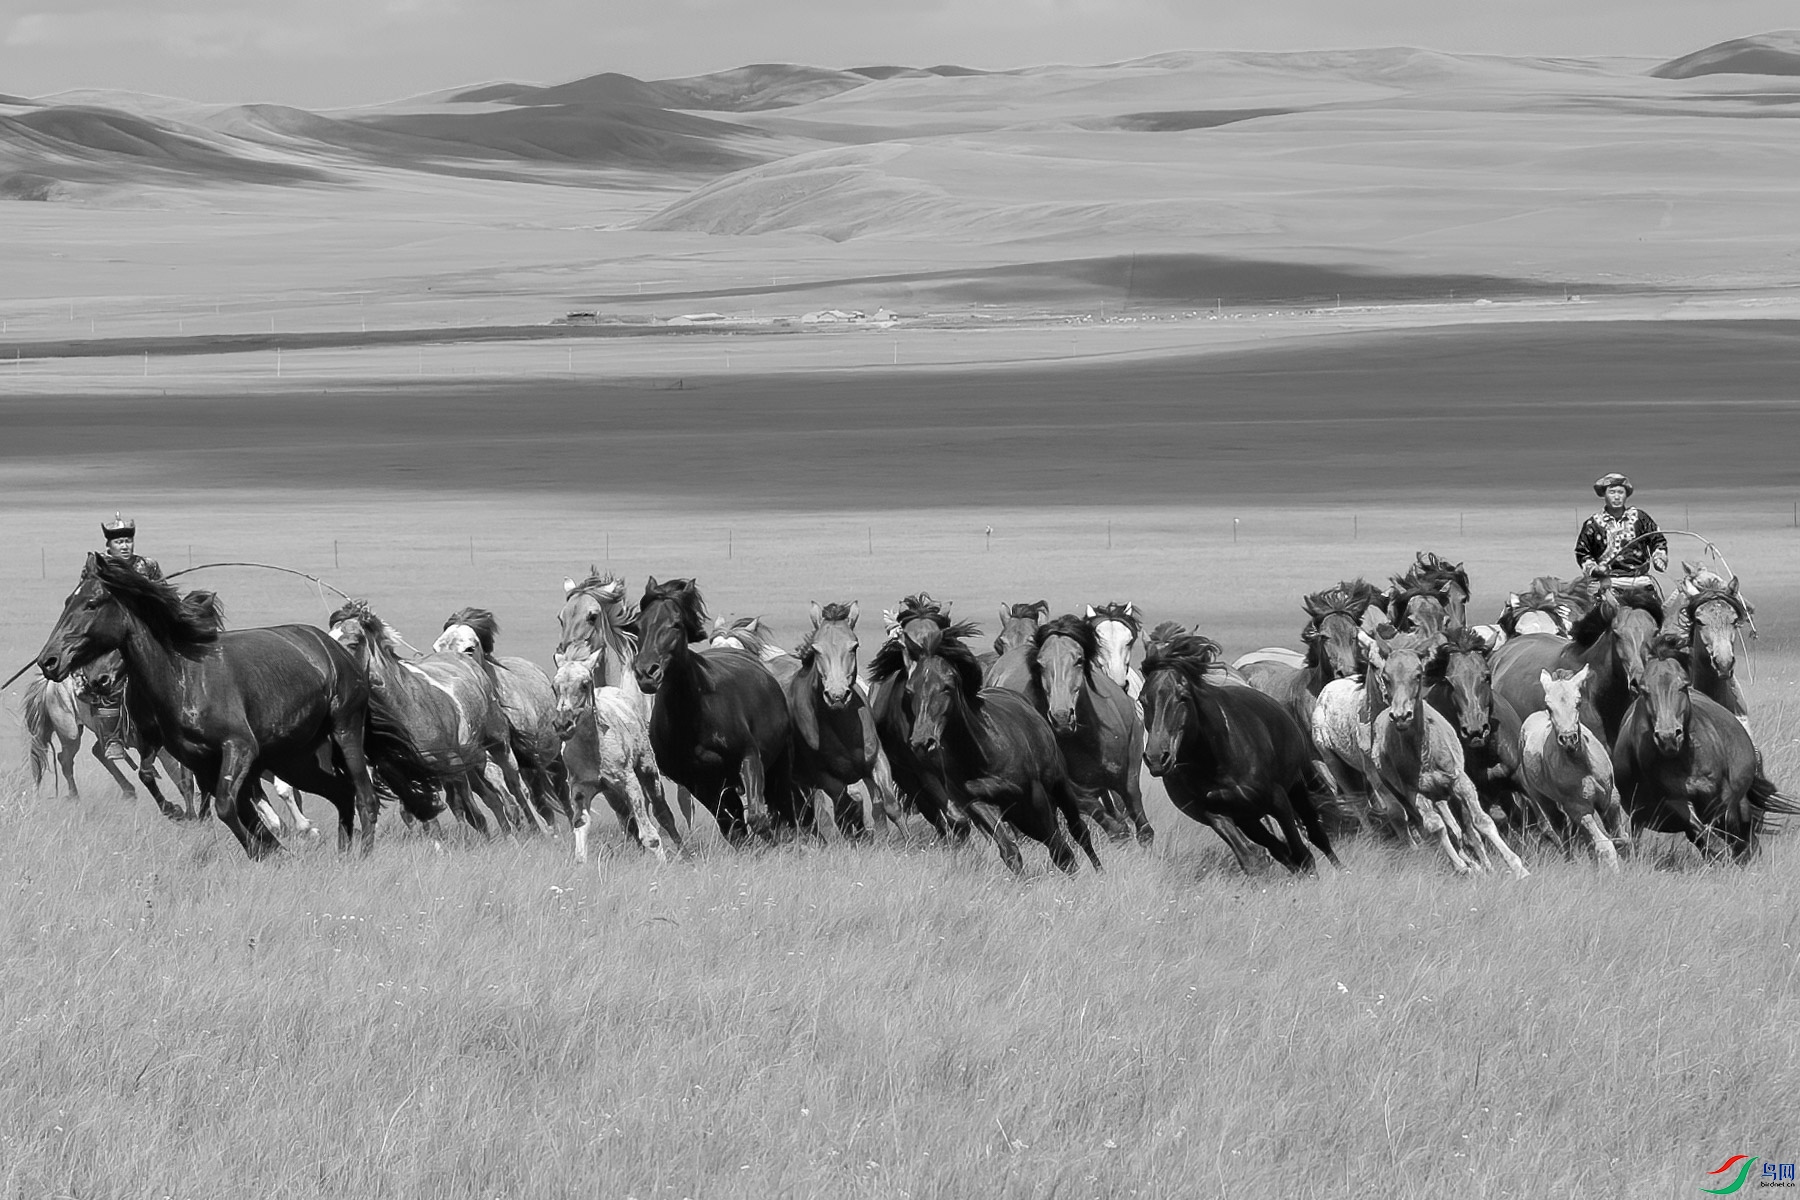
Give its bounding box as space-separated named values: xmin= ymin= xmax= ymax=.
xmin=5 ymin=327 xmax=1800 ymax=1197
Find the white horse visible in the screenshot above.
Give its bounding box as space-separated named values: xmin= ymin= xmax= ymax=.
xmin=1086 ymin=602 xmax=1145 ymax=700
xmin=1518 ymin=667 xmax=1629 ymax=870
xmin=552 ymin=649 xmax=688 ymax=862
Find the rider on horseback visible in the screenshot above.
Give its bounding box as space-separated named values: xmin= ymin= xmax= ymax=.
xmin=86 ymin=513 xmax=163 ymax=760
xmin=1575 ymin=473 xmax=1667 ymax=592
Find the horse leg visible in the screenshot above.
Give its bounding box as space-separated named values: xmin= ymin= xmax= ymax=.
xmin=89 ymin=739 xmax=138 ymax=799
xmin=1287 ymin=776 xmax=1345 ymax=870
xmin=638 ymin=767 xmax=687 ymax=857
xmin=866 ymin=748 xmax=906 ymax=836
xmin=737 ymin=750 xmax=774 ymax=842
xmin=830 ymin=777 xmax=870 ymax=841
xmin=1068 ymin=779 xmax=1129 ymax=843
xmin=607 ymin=769 xmax=666 ymax=860
xmin=272 ymin=779 xmax=320 ymax=839
xmin=56 ymin=733 xmax=82 ymax=800
xmin=1117 ymin=758 xmax=1154 ymax=846
xmin=135 ymin=754 xmax=186 ymax=822
xmin=1578 ymin=812 xmax=1621 ymax=872
xmin=214 ymin=742 xmax=282 ymax=860
xmin=1227 ymin=803 xmax=1307 ymax=874
xmin=960 ymin=794 xmax=1025 ymax=875
xmin=1403 ymin=786 xmax=1472 ymax=875
xmin=1602 ymin=785 xmax=1633 ymax=859
xmin=486 ymin=748 xmax=532 ymax=832
xmin=1456 ymin=776 xmax=1530 ymax=879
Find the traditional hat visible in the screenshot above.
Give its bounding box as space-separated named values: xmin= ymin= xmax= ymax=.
xmin=1593 ymin=473 xmax=1633 ymax=498
xmin=100 ymin=512 xmax=135 ymax=540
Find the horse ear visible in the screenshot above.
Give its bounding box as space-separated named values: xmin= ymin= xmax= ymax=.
xmin=999 ymin=604 xmax=1010 ymax=624
xmin=1728 ymin=575 xmax=1739 ymax=594
xmin=563 ymin=577 xmax=577 ymax=594
xmin=847 ymin=600 xmax=860 ymax=627
xmin=1084 ymin=604 xmax=1097 ymax=618
xmin=1032 ymin=600 xmax=1049 ymax=619
xmin=1539 ymin=669 xmax=1554 ymax=691
xmin=1126 ymin=603 xmax=1138 ymax=617
xmin=645 ymin=575 xmax=658 ymax=593
xmin=901 ymin=630 xmax=921 ymax=657
xmin=1572 ymin=664 xmax=1591 ymax=688
xmin=809 ymin=601 xmax=823 ymax=629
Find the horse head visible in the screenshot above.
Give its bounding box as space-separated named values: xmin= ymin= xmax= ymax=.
xmin=1139 ymin=628 xmax=1219 ymax=776
xmin=633 ymin=577 xmax=706 ymax=694
xmin=37 ymin=553 xmax=219 ymax=682
xmin=1085 ymin=602 xmax=1141 ymax=690
xmin=1539 ymin=665 xmax=1590 ymax=752
xmin=803 ymin=600 xmax=861 ymax=709
xmin=994 ymin=600 xmax=1048 ymax=658
xmin=1373 ymin=633 xmax=1438 ymax=723
xmin=1441 ymin=629 xmax=1493 ymax=747
xmin=1302 ymin=583 xmax=1373 ymax=681
xmin=1032 ymin=615 xmax=1096 ymax=735
xmin=557 ymin=568 xmax=631 ymax=661
xmin=902 ymin=624 xmax=981 ymax=757
xmin=1688 ymin=581 xmax=1748 ymax=680
xmin=437 ymin=607 xmax=499 ymax=661
xmin=551 ymin=648 xmax=602 ymax=741
xmin=1642 ymin=642 xmax=1691 ymax=756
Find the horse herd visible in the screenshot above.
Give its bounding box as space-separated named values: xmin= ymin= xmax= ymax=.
xmin=22 ymin=548 xmax=1794 ymax=876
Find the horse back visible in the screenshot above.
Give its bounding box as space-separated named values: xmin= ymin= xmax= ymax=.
xmin=665 ymin=646 xmax=791 ymax=758
xmin=1195 ymin=683 xmax=1306 ymax=786
xmin=972 ymin=688 xmax=1064 ymax=781
xmin=1490 ymin=633 xmax=1577 ymax=719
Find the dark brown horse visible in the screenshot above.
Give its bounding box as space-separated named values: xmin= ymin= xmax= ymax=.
xmin=867 ymin=593 xmax=971 ymax=838
xmin=1141 ymin=627 xmax=1344 ymax=875
xmin=34 ymin=554 xmax=439 ymax=858
xmin=1613 ymin=639 xmax=1796 ymax=860
xmin=878 ymin=622 xmax=1101 ymax=875
xmin=786 ymin=601 xmax=900 ymax=838
xmin=1389 ymin=551 xmax=1471 ymax=629
xmin=992 ymin=600 xmax=1048 ymax=659
xmin=1490 ymin=583 xmax=1663 ymax=749
xmin=632 ymin=577 xmax=798 ymax=843
xmin=998 ymin=614 xmax=1150 ymax=844
xmin=1426 ymin=626 xmax=1524 ymax=825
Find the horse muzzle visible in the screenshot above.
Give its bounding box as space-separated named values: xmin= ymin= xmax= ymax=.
xmin=1048 ymin=709 xmax=1078 ymax=736
xmin=1557 ymin=729 xmax=1583 ymax=752
xmin=1462 ymin=724 xmax=1490 ymax=748
xmin=823 ymin=686 xmax=853 ymax=710
xmin=633 ymin=664 xmax=663 ymax=694
xmin=910 ymin=733 xmax=941 ymax=756
xmin=1653 ymin=729 xmax=1685 ymax=756
xmin=36 ymin=650 xmax=74 ymax=683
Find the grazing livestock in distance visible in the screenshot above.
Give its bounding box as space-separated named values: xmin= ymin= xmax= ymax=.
xmin=33 ymin=553 xmax=438 ymax=858
xmin=1518 ymin=666 xmax=1628 ymax=869
xmin=1141 ymin=626 xmax=1343 ymax=875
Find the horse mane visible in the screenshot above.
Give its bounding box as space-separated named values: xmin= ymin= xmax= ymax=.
xmin=329 ymin=599 xmax=410 ymax=666
xmin=89 ymin=553 xmax=223 ymax=648
xmin=1610 ymin=581 xmax=1665 ymax=627
xmin=868 ymin=618 xmax=981 ymax=683
xmin=1394 ymin=551 xmax=1470 ymax=600
xmin=1028 ymin=614 xmax=1099 ymax=688
xmin=915 ymin=624 xmax=987 ymax=703
xmin=895 ymin=592 xmax=951 ymax=627
xmin=1688 ymin=585 xmax=1750 ymax=623
xmin=713 ymin=615 xmax=781 ymax=656
xmin=1142 ymin=627 xmax=1225 ymax=687
xmin=1647 ymin=633 xmax=1690 ymax=668
xmin=1442 ymin=625 xmax=1489 ymax=656
xmin=442 ymin=607 xmax=499 ymax=655
xmin=1301 ymin=579 xmax=1379 ymax=624
xmin=1087 ymin=601 xmax=1142 ymax=638
xmin=1007 ymin=600 xmax=1049 ymax=620
xmin=640 ymin=578 xmax=708 ymax=643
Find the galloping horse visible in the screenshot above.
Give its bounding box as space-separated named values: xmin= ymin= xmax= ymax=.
xmin=1141 ymin=627 xmax=1343 ymax=875
xmin=867 ymin=593 xmax=971 ymax=838
xmin=633 ymin=577 xmax=798 ymax=843
xmin=1497 ymin=576 xmax=1595 ymax=639
xmin=1490 ymin=583 xmax=1663 ymax=749
xmin=786 ymin=601 xmax=902 ymax=838
xmin=1086 ymin=602 xmax=1145 ymax=699
xmin=34 ymin=554 xmax=438 ymax=857
xmin=1613 ymin=639 xmax=1796 ymax=861
xmin=992 ymin=600 xmax=1048 ymax=660
xmin=1674 ymin=571 xmax=1753 ymax=732
xmin=551 ymin=648 xmax=679 ymax=860
xmin=24 ymin=649 xmax=196 ymax=817
xmin=710 ymin=616 xmax=802 ymax=684
xmin=1427 ymin=626 xmax=1524 ymax=825
xmin=1367 ymin=634 xmax=1531 ymax=878
xmin=1517 ymin=666 xmax=1628 ymax=869
xmin=990 ymin=614 xmax=1149 ymax=844
xmin=1388 ymin=552 xmax=1471 ymax=629
xmin=880 ymin=623 xmax=1102 ymax=875
xmin=436 ymin=608 xmax=572 ymax=833
xmin=328 ymin=600 xmax=520 ymax=835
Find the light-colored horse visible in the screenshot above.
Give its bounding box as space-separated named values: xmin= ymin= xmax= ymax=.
xmin=436 ymin=610 xmax=571 ymax=835
xmin=23 ymin=661 xmax=194 ymax=812
xmin=1517 ymin=666 xmax=1628 ymax=870
xmin=1086 ymin=602 xmax=1144 ymax=699
xmin=1666 ymin=564 xmax=1753 ymax=734
xmin=552 ymin=649 xmax=682 ymax=862
xmin=1367 ymin=635 xmax=1531 ymax=878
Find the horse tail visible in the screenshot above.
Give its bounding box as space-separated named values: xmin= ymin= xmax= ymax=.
xmin=23 ymin=676 xmax=52 ymax=781
xmin=1746 ymin=767 xmax=1800 ymax=833
xmin=362 ymin=688 xmax=444 ymax=823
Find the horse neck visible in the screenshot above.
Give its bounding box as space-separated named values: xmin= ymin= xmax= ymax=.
xmin=113 ymin=614 xmax=198 ymax=717
xmin=936 ymin=677 xmax=988 ymax=775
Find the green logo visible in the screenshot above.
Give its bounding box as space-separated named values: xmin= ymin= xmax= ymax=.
xmin=1701 ymin=1156 xmax=1760 ymax=1195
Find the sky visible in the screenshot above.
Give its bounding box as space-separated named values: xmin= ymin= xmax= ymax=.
xmin=2 ymin=0 xmax=1795 ymax=108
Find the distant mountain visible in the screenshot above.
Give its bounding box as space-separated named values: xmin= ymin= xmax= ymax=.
xmin=0 ymin=105 xmax=331 ymax=187
xmin=1651 ymin=31 xmax=1800 ymax=78
xmin=846 ymin=65 xmax=992 ymax=80
xmin=452 ymin=64 xmax=872 ymax=112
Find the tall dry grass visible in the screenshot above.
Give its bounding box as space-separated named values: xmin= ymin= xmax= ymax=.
xmin=3 ymin=726 xmax=1798 ymax=1200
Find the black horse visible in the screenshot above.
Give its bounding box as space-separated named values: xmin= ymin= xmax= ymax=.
xmin=866 ymin=593 xmax=972 ymax=838
xmin=34 ymin=553 xmax=438 ymax=858
xmin=1141 ymin=627 xmax=1344 ymax=874
xmin=874 ymin=622 xmax=1101 ymax=876
xmin=631 ymin=577 xmax=797 ymax=843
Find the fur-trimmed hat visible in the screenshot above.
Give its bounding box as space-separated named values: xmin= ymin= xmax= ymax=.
xmin=100 ymin=512 xmax=135 ymax=540
xmin=1593 ymin=473 xmax=1633 ymax=498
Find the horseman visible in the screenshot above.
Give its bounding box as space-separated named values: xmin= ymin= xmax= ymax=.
xmin=85 ymin=514 xmax=164 ymax=760
xmin=1575 ymin=473 xmax=1667 ymax=592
